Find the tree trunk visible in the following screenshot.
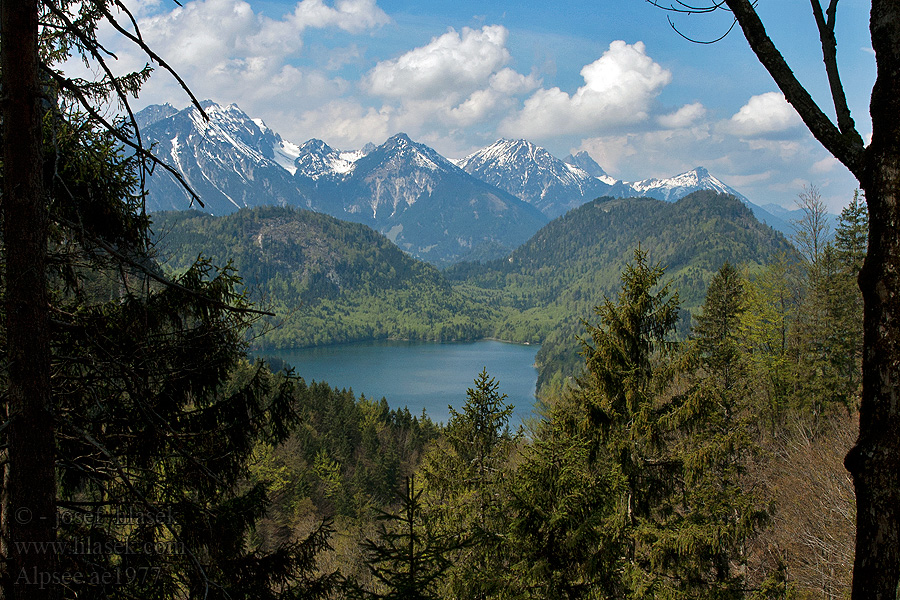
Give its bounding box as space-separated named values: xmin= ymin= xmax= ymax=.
xmin=842 ymin=4 xmax=900 ymax=600
xmin=716 ymin=1 xmax=900 ymax=597
xmin=1 ymin=1 xmax=57 ymax=598
xmin=848 ymin=164 xmax=900 ymax=600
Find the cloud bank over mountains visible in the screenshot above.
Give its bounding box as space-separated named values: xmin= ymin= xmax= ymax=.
xmin=83 ymin=0 xmax=864 ymax=210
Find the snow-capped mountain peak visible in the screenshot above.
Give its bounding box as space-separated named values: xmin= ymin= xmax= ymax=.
xmin=136 ymin=100 xmax=311 ymax=214
xmin=457 ymin=139 xmax=613 ymax=218
xmin=370 ymin=133 xmax=456 ymax=173
xmin=629 ymin=166 xmax=748 ymax=203
xmin=461 ymin=139 xmax=552 ymax=169
xmin=563 ymin=151 xmax=617 ymax=185
xmin=293 ymin=139 xmax=341 ymax=180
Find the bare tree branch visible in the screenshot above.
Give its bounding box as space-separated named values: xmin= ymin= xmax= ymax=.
xmin=721 ymin=0 xmax=866 ymax=179
xmin=645 ymin=0 xmax=728 ymax=14
xmin=808 ymin=0 xmax=861 ymax=142
xmin=103 ymin=0 xmax=208 ymax=122
xmin=667 ymin=14 xmax=738 ymax=44
xmin=41 ymin=0 xmax=149 ymax=188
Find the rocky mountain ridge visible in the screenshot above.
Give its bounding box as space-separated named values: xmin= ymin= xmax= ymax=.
xmin=138 ymin=101 xmax=791 ymax=262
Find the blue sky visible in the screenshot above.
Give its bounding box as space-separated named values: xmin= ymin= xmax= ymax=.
xmin=103 ymin=0 xmax=874 ymax=210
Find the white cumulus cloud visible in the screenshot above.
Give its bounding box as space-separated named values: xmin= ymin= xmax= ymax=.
xmin=500 ymin=40 xmax=671 ymax=140
xmin=490 ymin=68 xmax=540 ymax=95
xmin=355 ymin=25 xmax=538 ymax=137
xmin=107 ymin=0 xmax=386 ymax=117
xmin=657 ymin=102 xmax=706 ymax=129
xmin=288 ymin=0 xmax=389 ymax=32
xmin=724 ymin=92 xmax=803 ymax=138
xmin=294 ymin=100 xmax=392 ymax=148
xmin=364 ymin=25 xmax=511 ymax=100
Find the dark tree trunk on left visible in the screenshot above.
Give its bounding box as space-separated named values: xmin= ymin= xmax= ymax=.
xmin=1 ymin=1 xmax=57 ymax=599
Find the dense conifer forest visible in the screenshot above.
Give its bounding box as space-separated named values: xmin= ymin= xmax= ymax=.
xmin=0 ymin=1 xmax=872 ymax=595
xmin=149 ymin=189 xmax=866 ymax=599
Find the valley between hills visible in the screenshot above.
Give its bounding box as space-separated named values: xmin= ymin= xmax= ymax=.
xmin=143 ymin=100 xmax=805 ymax=397
xmin=152 ymin=190 xmax=794 ymax=396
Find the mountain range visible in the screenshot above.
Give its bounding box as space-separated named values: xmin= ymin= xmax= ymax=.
xmin=138 ymin=100 xmax=796 ymax=263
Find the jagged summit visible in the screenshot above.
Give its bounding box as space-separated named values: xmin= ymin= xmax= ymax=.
xmin=134 ymin=102 xmax=178 ymax=129
xmin=459 ymin=139 xmax=558 ymax=170
xmin=457 ymin=139 xmax=613 ymax=218
xmin=362 ymin=132 xmax=453 ymax=173
xmin=563 ymin=151 xmax=615 ymax=184
xmin=135 ymin=101 xmax=305 ymax=213
xmin=629 ymin=166 xmax=748 ymax=203
xmin=300 ymin=138 xmax=335 ymax=154
xmin=387 ymin=132 xmax=412 ymax=144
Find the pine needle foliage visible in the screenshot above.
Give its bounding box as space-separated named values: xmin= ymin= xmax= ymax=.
xmin=352 ymin=476 xmax=465 ymax=600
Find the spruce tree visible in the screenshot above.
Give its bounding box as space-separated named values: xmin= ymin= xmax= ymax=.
xmin=503 ymin=401 xmax=621 ymax=600
xmin=353 ymin=476 xmax=462 ymax=600
xmin=0 ymin=114 xmax=338 ymax=599
xmin=419 ymin=370 xmax=515 ymax=599
xmin=571 ymin=247 xmax=681 ymax=596
xmin=693 ymin=263 xmax=746 ymax=389
xmin=835 ymin=190 xmax=868 ymax=275
xmin=576 ymin=247 xmax=680 ymax=519
xmin=830 ymin=190 xmax=867 ymax=395
xmin=641 ymin=263 xmax=766 ymax=599
xmin=791 ymin=191 xmax=867 ymax=412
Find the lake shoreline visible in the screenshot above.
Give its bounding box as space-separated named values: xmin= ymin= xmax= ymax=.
xmin=254 ymin=334 xmax=537 ymax=352
xmin=260 ymin=339 xmax=541 ymax=426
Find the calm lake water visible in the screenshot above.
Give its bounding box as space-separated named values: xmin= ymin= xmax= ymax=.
xmin=267 ymin=340 xmax=540 ymax=426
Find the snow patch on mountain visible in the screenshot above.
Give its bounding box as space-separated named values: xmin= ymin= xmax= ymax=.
xmin=457 ymin=139 xmax=613 ymax=218
xmin=273 ymin=140 xmax=302 ymax=174
xmin=333 ymin=150 xmax=366 ymax=173
xmin=628 ymin=167 xmax=749 ymax=203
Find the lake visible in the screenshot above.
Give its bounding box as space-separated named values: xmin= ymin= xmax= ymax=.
xmin=266 ymin=340 xmax=540 ymax=426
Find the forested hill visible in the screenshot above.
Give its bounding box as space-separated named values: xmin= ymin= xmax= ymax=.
xmin=450 ymin=190 xmax=792 ymax=307
xmin=151 ymin=206 xmax=500 ymax=347
xmin=446 ymin=191 xmax=797 ymax=390
xmin=151 ymin=194 xmax=796 ymax=391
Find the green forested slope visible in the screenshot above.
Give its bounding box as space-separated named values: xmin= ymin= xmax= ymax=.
xmin=152 ymin=193 xmax=795 ymax=392
xmin=446 ymin=191 xmax=796 ymax=390
xmin=152 ymin=207 xmax=503 ymax=347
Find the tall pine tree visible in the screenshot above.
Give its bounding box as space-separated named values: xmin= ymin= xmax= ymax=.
xmin=573 ymin=247 xmax=681 ymax=596
xmin=640 ymin=263 xmax=767 ymax=599
xmin=418 ymin=370 xmax=515 ymax=599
